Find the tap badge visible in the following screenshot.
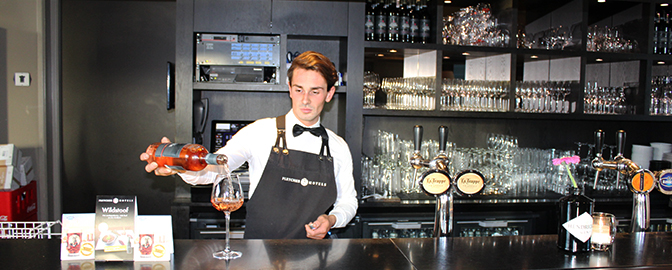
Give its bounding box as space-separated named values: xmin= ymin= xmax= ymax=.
xmin=630 ymin=170 xmax=655 ymax=193
xmin=455 ymin=170 xmax=485 ymax=195
xmin=657 ymin=169 xmax=672 ymax=195
xmin=420 ymin=170 xmax=451 ymax=195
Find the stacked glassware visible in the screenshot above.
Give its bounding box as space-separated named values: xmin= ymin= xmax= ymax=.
xmin=651 ymin=75 xmax=672 ymax=115
xmin=441 ymin=79 xmax=509 ymax=112
xmin=583 ymin=82 xmax=628 ymax=115
xmin=515 ymin=81 xmax=575 ymax=114
xmin=381 ymin=76 xmax=436 ymax=110
xmin=442 ymin=3 xmax=510 ymax=47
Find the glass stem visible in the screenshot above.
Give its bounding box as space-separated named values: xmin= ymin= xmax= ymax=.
xmin=225 ymin=211 xmax=231 ymax=252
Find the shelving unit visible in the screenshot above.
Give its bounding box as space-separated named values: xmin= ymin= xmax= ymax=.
xmin=174 ymin=0 xmax=672 ymax=238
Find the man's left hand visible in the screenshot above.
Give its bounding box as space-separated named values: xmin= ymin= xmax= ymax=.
xmin=305 ymin=214 xmax=336 ymax=239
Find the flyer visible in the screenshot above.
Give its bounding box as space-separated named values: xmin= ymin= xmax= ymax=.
xmin=60 ymin=213 xmax=96 ymax=261
xmin=94 ymin=195 xmax=137 ymax=261
xmin=134 ymin=215 xmax=174 ymax=261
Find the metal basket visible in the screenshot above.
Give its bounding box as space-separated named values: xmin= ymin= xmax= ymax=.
xmin=0 ymin=221 xmax=61 ymax=239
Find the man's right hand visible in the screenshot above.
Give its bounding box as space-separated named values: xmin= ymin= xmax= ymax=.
xmin=140 ymin=137 xmax=177 ymax=176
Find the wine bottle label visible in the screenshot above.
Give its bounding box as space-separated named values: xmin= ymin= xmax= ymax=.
xmin=376 ymin=15 xmax=387 ymax=35
xmin=420 ymin=19 xmax=430 ymax=38
xmin=455 ymin=171 xmax=484 ymax=195
xmin=658 ymin=170 xmax=672 ymax=195
xmin=388 ymin=16 xmax=399 ymax=34
xmin=630 ymin=170 xmax=655 ymax=193
xmin=365 ymin=15 xmax=375 ymax=34
xmin=420 ymin=171 xmax=450 ymax=195
xmin=400 ymin=17 xmax=410 ymax=35
xmin=562 ymin=212 xmax=593 ymax=243
xmin=155 ymin=143 xmax=185 ymax=158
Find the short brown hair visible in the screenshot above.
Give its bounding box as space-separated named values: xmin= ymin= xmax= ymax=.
xmin=287 ymin=51 xmax=338 ymax=90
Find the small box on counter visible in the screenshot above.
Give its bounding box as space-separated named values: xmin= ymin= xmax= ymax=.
xmin=0 ymin=181 xmax=37 ymax=221
xmin=0 ymin=166 xmax=20 ymax=190
xmin=0 ymin=144 xmax=21 ymax=167
xmin=18 ymin=156 xmax=34 ymax=186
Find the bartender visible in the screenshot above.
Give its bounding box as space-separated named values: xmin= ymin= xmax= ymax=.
xmin=141 ymin=51 xmax=358 ymax=239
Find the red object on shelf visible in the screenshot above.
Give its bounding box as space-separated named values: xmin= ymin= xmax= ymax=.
xmin=0 ymin=181 xmax=37 ymax=221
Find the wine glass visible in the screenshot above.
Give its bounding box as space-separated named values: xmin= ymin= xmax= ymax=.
xmin=211 ymin=172 xmax=244 ymax=260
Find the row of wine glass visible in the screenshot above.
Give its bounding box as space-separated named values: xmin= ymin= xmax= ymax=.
xmin=363 ymin=76 xmax=646 ymax=116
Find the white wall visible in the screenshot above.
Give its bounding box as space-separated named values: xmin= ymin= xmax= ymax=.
xmin=0 ymin=0 xmax=47 ymax=220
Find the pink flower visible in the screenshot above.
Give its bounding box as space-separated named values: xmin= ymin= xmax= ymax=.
xmin=552 ymin=155 xmax=580 ymax=166
xmin=552 ymin=155 xmax=580 ymax=188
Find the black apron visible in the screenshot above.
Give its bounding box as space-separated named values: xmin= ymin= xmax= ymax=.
xmin=244 ymin=115 xmax=337 ymax=239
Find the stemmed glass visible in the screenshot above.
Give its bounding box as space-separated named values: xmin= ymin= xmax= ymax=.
xmin=211 ymin=172 xmax=244 ymax=260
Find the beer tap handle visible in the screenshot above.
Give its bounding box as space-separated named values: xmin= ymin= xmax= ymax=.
xmin=414 ymin=125 xmax=423 ymax=153
xmin=593 ymin=129 xmax=605 ymax=189
xmin=438 ymin=126 xmax=448 ymax=153
xmin=595 ymin=129 xmax=604 ymax=159
xmin=411 ymin=125 xmax=424 ymax=169
xmin=615 ymin=130 xmax=626 ymax=186
xmin=616 ymin=130 xmax=626 ymax=158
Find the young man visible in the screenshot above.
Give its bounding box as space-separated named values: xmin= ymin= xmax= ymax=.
xmin=141 ymin=51 xmax=357 ymax=239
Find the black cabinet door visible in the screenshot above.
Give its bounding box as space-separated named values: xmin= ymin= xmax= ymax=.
xmin=272 ymin=1 xmax=349 ymax=36
xmin=194 ymin=0 xmax=272 ymax=33
xmin=62 ymin=0 xmax=177 ymax=214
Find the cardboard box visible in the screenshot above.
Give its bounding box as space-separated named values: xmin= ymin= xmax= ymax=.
xmin=0 ymin=144 xmax=21 ymax=166
xmin=0 ymin=181 xmax=37 ymax=221
xmin=18 ymin=156 xmax=34 ymax=186
xmin=0 ymin=166 xmax=19 ymax=190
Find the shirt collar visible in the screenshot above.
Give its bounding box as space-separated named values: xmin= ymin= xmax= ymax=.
xmin=286 ymin=110 xmax=320 ymax=128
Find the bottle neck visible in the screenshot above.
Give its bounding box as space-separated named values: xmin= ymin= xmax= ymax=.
xmin=205 ymin=153 xmax=228 ymax=166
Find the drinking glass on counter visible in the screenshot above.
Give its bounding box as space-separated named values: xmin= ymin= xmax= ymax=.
xmin=211 ymin=172 xmax=244 ymax=260
xmin=441 ymin=79 xmax=509 ymax=112
xmin=515 ymin=80 xmax=575 ymax=114
xmin=362 ymin=130 xmax=442 ymax=199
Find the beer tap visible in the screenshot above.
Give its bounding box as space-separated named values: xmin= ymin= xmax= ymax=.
xmin=410 ymin=125 xmax=453 ymax=237
xmin=410 ymin=125 xmax=484 ymax=238
xmin=590 ymin=129 xmax=655 ymax=233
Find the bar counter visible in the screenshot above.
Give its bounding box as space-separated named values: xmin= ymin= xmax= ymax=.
xmin=3 ymin=233 xmax=672 ymax=269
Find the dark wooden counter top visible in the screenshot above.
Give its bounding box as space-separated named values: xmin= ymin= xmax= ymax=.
xmin=3 ymin=233 xmax=672 ymax=269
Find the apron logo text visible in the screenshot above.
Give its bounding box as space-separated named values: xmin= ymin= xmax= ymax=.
xmin=281 ymin=176 xmax=327 ymax=187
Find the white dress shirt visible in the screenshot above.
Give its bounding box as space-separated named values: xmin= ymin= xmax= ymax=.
xmin=179 ymin=111 xmax=358 ymax=228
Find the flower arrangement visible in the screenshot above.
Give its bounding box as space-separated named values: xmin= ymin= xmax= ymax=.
xmin=552 ymin=155 xmax=581 ymax=188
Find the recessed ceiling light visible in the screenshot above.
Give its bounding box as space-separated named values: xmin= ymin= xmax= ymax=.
xmin=662 ymin=3 xmax=669 ymax=7
xmin=443 ymin=56 xmax=450 ymax=59
xmin=444 ymin=0 xmax=451 ymax=3
xmin=598 ymin=0 xmax=606 ymax=3
xmin=658 ymin=61 xmax=666 ymax=65
xmin=462 ymin=52 xmax=470 ymax=56
xmin=596 ymin=58 xmax=603 ymax=62
xmin=377 ymin=54 xmax=384 ymax=57
xmin=530 ymin=55 xmax=538 ymax=59
xmin=389 ymin=49 xmax=397 ymax=53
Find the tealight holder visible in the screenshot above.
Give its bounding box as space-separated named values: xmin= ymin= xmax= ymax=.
xmin=591 ymin=212 xmax=617 ymax=251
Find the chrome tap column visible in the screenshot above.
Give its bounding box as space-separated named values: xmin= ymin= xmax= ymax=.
xmin=590 ymin=130 xmax=655 ymax=233
xmin=410 ymin=125 xmax=484 ymax=238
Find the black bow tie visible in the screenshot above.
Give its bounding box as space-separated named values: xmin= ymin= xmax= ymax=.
xmin=293 ymin=124 xmax=326 ymax=138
